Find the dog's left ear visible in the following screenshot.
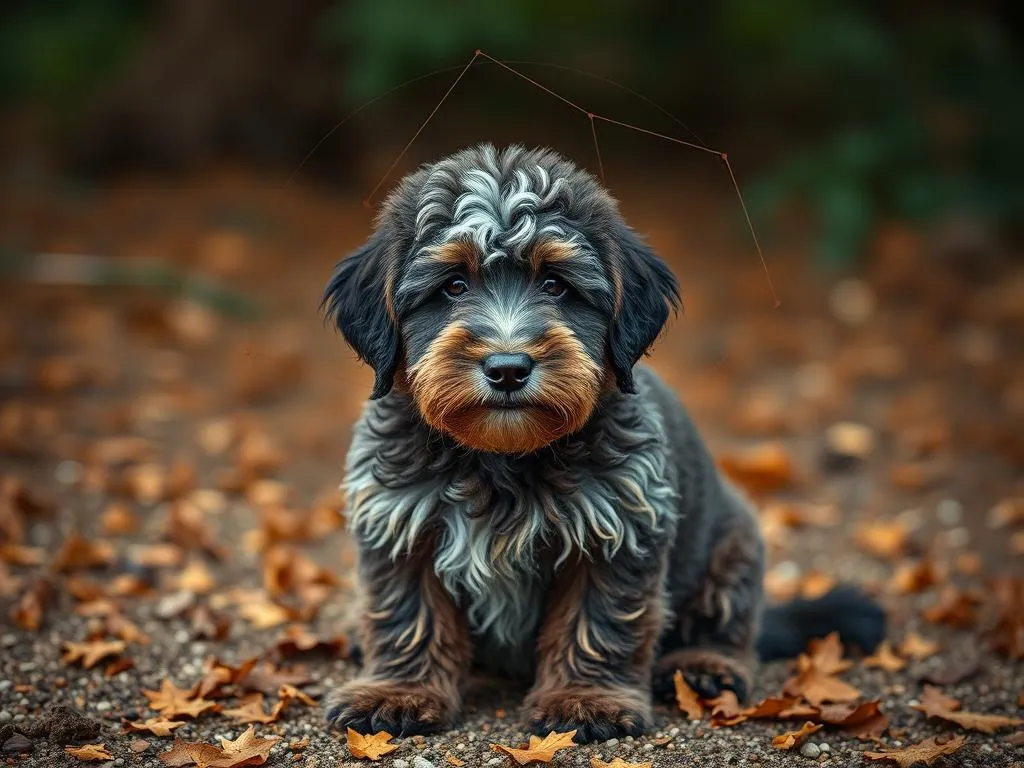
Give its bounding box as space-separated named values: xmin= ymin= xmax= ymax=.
xmin=608 ymin=225 xmax=680 ymax=393
xmin=321 ymin=230 xmax=399 ymax=399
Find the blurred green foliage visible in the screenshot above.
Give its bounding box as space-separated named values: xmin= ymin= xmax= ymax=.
xmin=2 ymin=0 xmax=1021 ymax=265
xmin=0 ymin=0 xmax=151 ymax=118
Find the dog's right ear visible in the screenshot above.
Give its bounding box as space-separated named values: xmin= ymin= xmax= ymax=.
xmin=321 ymin=231 xmax=398 ymax=399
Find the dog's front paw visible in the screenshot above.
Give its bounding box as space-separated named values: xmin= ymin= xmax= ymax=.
xmin=324 ymin=679 xmax=457 ymax=736
xmin=653 ymin=649 xmax=752 ymax=703
xmin=525 ymin=686 xmax=650 ymax=744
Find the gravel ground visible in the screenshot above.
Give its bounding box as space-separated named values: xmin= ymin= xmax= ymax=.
xmin=1 ymin=174 xmax=1022 ymax=767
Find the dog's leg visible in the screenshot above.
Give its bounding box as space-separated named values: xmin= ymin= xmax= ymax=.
xmin=524 ymin=549 xmax=667 ymax=743
xmin=654 ymin=492 xmax=764 ymax=703
xmin=325 ymin=547 xmax=470 ymax=736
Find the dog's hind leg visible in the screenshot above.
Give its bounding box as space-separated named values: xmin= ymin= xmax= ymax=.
xmin=524 ymin=548 xmax=668 ymax=743
xmin=653 ymin=486 xmax=765 ymax=703
xmin=324 ymin=545 xmax=471 ymax=736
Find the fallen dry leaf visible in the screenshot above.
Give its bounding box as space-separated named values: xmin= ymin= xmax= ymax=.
xmin=590 ymin=758 xmax=652 ymax=768
xmin=158 ymin=738 xmax=195 ymax=767
xmin=818 ymin=700 xmax=889 ymax=740
xmin=490 ymin=729 xmax=577 ymax=765
xmin=53 ymin=533 xmax=115 ymax=572
xmin=104 ymin=657 xmax=135 ymax=677
xmin=899 ymin=632 xmax=940 ymax=661
xmin=100 ymin=503 xmax=138 ymax=534
xmin=853 ymin=520 xmax=909 ymax=560
xmin=124 ymin=717 xmax=186 ymax=737
xmin=144 ymin=679 xmax=217 ymax=719
xmin=922 ymin=586 xmax=981 ymax=628
xmin=863 ymin=734 xmax=966 ymax=767
xmin=161 ymin=726 xmax=280 ymax=768
xmin=240 ymin=662 xmax=312 ymax=695
xmin=718 ymin=442 xmax=796 ymax=495
xmin=65 ymin=743 xmax=113 ymax=761
xmin=194 ymin=657 xmax=258 ymax=699
xmin=346 ymin=728 xmax=399 ymax=761
xmin=890 ymin=559 xmax=942 ymax=594
xmin=173 ymin=560 xmax=216 ymax=594
xmin=278 ymin=683 xmax=316 ymax=706
xmin=805 ymin=632 xmax=853 ymax=676
xmin=913 ymin=684 xmax=1023 ymax=733
xmin=272 ymin=624 xmax=348 ymax=658
xmin=708 ymin=690 xmax=746 ymax=727
xmin=221 ymin=694 xmax=285 ymax=724
xmin=672 ymin=670 xmax=703 ymax=720
xmin=863 ymin=641 xmax=907 ymax=672
xmin=10 ymin=577 xmax=52 ymax=630
xmin=62 ymin=639 xmax=126 ymax=669
xmin=741 ymin=697 xmax=808 ymax=720
xmin=771 ymin=721 xmax=822 ymax=750
xmin=784 ymin=667 xmax=862 ymax=706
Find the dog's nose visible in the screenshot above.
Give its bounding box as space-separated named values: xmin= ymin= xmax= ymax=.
xmin=481 ymin=352 xmax=534 ymax=392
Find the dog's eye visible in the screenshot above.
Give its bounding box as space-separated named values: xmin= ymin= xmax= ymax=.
xmin=443 ymin=277 xmax=469 ymax=298
xmin=541 ymin=276 xmax=567 ymax=297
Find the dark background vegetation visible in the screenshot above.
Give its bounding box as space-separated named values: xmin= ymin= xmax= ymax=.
xmin=2 ymin=0 xmax=1023 ymax=267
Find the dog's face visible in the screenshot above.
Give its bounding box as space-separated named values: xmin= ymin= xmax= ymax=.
xmin=324 ymin=144 xmax=679 ymax=454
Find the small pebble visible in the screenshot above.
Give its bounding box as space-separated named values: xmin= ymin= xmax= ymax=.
xmin=937 ymin=499 xmax=962 ymax=526
xmin=55 ymin=460 xmax=83 ymax=485
xmin=819 ymin=743 xmax=830 ymax=753
xmin=412 ymin=757 xmax=436 ymax=768
xmin=642 ymin=743 xmax=654 ymax=752
xmin=96 ymin=701 xmax=111 ymax=712
xmin=668 ymin=727 xmax=679 ymax=737
xmin=605 ymin=738 xmax=619 ymax=747
xmin=981 ymin=744 xmax=994 ymax=753
xmin=800 ymin=742 xmax=821 ymax=759
xmin=0 ymin=710 xmax=11 ymax=724
xmin=393 ymin=761 xmax=409 ymax=768
xmin=486 ymin=759 xmax=503 ymax=766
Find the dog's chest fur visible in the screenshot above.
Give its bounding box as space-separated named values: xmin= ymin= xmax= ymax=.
xmin=343 ymin=385 xmax=678 ymax=659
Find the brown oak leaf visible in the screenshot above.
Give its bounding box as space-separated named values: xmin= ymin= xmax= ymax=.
xmin=346 ymin=728 xmax=399 ymax=761
xmin=742 ymin=697 xmax=809 ymax=720
xmin=771 ymin=721 xmax=822 ymax=750
xmin=899 ymin=632 xmax=939 ymax=661
xmin=144 ymin=679 xmax=217 ymax=718
xmin=159 ymin=727 xmax=279 ymax=768
xmin=65 ymin=743 xmax=113 ymax=761
xmin=863 ymin=640 xmax=907 ymax=672
xmin=913 ymin=685 xmax=1023 ymax=733
xmin=863 ymin=734 xmax=966 ymax=767
xmin=718 ymin=442 xmax=796 ymax=495
xmin=590 ymin=758 xmax=653 ymax=768
xmin=818 ymin=700 xmax=888 ymax=740
xmin=221 ymin=694 xmax=285 ymax=724
xmin=708 ymin=690 xmax=746 ymax=727
xmin=194 ymin=657 xmax=258 ymax=699
xmin=278 ymin=683 xmax=316 ymax=706
xmin=672 ymin=670 xmax=703 ymax=720
xmin=853 ymin=520 xmax=909 ymax=560
xmin=124 ymin=717 xmax=186 ymax=737
xmin=804 ymin=632 xmax=853 ymax=675
xmin=61 ymin=639 xmax=126 ymax=669
xmin=490 ymin=729 xmax=577 ymax=765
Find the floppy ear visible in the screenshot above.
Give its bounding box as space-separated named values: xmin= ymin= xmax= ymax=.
xmin=608 ymin=226 xmax=681 ymax=393
xmin=321 ymin=231 xmax=398 ymax=399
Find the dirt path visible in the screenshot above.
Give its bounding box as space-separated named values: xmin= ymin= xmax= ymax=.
xmin=1 ymin=172 xmax=1021 ymax=767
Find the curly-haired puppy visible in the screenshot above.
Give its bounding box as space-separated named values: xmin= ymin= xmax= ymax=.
xmin=321 ymin=144 xmax=884 ymax=742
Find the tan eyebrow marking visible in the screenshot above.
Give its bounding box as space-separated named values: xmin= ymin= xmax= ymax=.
xmin=423 ymin=239 xmax=479 ymax=276
xmin=529 ymin=239 xmax=577 ymax=277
